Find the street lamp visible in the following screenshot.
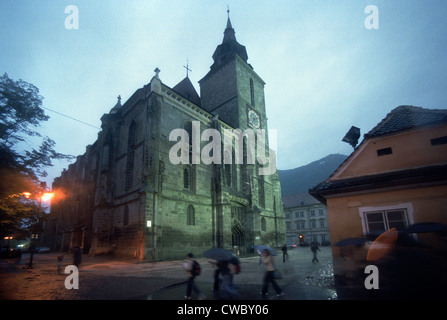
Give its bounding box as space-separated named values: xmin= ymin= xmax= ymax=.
xmin=24 ymin=182 xmax=54 ymax=269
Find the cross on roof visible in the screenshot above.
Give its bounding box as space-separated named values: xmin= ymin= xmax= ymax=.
xmin=154 ymin=67 xmax=160 ymax=78
xmin=183 ymin=60 xmax=192 ymax=78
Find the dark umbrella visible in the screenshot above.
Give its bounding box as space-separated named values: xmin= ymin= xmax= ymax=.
xmin=335 ymin=237 xmax=369 ymax=247
xmin=407 ymin=222 xmax=447 ymax=233
xmin=254 ymin=245 xmax=276 ymax=255
xmin=204 ymin=248 xmax=235 ymax=261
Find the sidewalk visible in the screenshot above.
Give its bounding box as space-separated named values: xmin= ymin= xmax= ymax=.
xmin=0 ymin=246 xmax=337 ymax=300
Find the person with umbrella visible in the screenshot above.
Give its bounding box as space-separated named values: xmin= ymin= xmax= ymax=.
xmin=219 ymin=257 xmax=239 ymax=299
xmin=204 ymin=248 xmax=239 ymax=299
xmin=207 ymin=258 xmax=221 ymax=291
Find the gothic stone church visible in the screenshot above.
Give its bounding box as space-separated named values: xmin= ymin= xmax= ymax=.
xmin=48 ymin=16 xmax=285 ymax=260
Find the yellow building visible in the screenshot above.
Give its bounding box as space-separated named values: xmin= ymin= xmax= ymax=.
xmin=310 ymin=105 xmax=447 ymax=298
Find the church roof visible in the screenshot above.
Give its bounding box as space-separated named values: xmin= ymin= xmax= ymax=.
xmin=172 ymin=77 xmax=201 ymax=106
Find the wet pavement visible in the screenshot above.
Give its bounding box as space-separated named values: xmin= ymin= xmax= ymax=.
xmin=0 ymin=246 xmax=338 ymax=300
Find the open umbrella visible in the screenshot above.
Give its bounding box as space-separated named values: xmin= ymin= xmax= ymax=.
xmin=407 ymin=222 xmax=447 ymax=233
xmin=203 ymin=248 xmax=235 ymax=261
xmin=366 ymin=228 xmax=398 ymax=261
xmin=334 ymin=237 xmax=369 ymax=247
xmin=254 ymin=245 xmax=276 ymax=255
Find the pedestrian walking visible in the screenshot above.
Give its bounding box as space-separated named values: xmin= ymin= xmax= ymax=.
xmin=219 ymin=260 xmax=239 ymax=299
xmin=57 ymin=254 xmax=64 ymax=273
xmin=311 ymin=242 xmax=320 ymax=263
xmin=15 ymin=249 xmax=22 ymax=265
xmin=207 ymin=258 xmax=220 ymax=291
xmin=260 ymin=249 xmax=284 ymax=297
xmin=281 ymin=244 xmax=288 ymax=262
xmin=183 ymin=253 xmax=205 ymax=300
xmin=73 ymin=246 xmax=82 ymax=268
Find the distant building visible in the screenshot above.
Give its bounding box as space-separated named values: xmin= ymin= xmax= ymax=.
xmin=282 ymin=192 xmax=330 ymax=246
xmin=45 ymin=14 xmax=284 ymax=260
xmin=310 ymin=105 xmax=447 ymax=290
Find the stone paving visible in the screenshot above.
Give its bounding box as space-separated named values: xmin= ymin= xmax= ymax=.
xmin=0 ymin=246 xmax=337 ymax=300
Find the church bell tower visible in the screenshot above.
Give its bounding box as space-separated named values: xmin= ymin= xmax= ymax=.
xmin=199 ymin=12 xmax=267 ymax=133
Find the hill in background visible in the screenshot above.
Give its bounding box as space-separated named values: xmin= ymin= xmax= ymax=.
xmin=278 ymin=154 xmax=348 ymax=196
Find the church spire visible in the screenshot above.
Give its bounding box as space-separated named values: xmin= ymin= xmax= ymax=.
xmin=223 ymin=7 xmax=237 ymax=43
xmin=226 ymin=6 xmax=232 ymax=29
xmin=211 ymin=9 xmax=248 ymax=70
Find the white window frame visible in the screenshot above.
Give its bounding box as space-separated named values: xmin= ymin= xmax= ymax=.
xmin=358 ymin=203 xmax=415 ymax=235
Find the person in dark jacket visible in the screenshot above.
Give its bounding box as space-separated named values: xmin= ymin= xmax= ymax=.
xmin=73 ymin=246 xmax=82 ymax=268
xmin=311 ymin=242 xmax=320 ymax=263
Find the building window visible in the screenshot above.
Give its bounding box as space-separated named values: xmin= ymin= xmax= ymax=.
xmin=258 ymin=176 xmax=265 ymax=208
xmin=377 ymin=147 xmax=393 ymax=156
xmin=183 ymin=165 xmax=195 ymax=191
xmin=261 ymin=217 xmax=266 ymax=232
xmin=184 ymin=167 xmax=190 ymax=189
xmin=187 ymin=205 xmax=195 ymax=226
xmin=364 ymin=210 xmax=408 ymax=233
xmin=296 ymin=221 xmax=306 ymax=230
xmin=224 ymin=149 xmax=235 ymax=187
xmin=286 ymin=222 xmax=291 ymax=230
xmin=359 ymin=203 xmax=414 ymax=235
xmin=250 ymin=78 xmax=255 ymax=106
xmin=319 ymin=219 xmax=325 ymax=228
xmin=431 ymin=136 xmax=447 ymax=146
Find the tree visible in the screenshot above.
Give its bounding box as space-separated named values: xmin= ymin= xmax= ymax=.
xmin=0 ymin=73 xmax=73 ymax=236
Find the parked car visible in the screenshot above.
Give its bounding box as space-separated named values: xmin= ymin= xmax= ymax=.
xmin=35 ymin=246 xmax=50 ymax=253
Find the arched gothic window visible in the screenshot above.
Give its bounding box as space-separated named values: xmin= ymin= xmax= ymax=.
xmin=187 ymin=205 xmax=195 ymax=226
xmin=250 ymin=78 xmax=255 ymax=106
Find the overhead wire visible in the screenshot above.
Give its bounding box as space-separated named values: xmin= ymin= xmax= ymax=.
xmin=42 ymin=106 xmax=101 ymax=130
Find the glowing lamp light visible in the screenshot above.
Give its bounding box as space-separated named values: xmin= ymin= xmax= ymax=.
xmin=41 ymin=192 xmax=54 ymax=202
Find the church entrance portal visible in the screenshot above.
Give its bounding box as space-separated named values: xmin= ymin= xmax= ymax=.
xmin=231 ymin=206 xmax=245 ymax=254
